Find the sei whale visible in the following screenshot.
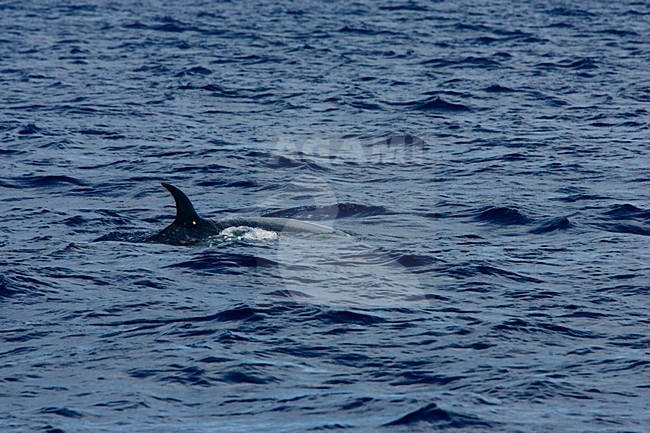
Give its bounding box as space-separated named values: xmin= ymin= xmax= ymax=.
xmin=147 ymin=183 xmax=335 ymax=245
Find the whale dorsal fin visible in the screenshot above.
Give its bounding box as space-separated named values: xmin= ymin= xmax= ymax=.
xmin=161 ymin=183 xmax=201 ymax=226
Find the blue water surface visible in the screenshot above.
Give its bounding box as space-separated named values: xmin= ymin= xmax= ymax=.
xmin=1 ymin=1 xmax=649 ymax=432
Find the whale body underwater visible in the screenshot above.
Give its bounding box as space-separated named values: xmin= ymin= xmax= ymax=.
xmin=146 ymin=183 xmax=336 ymax=245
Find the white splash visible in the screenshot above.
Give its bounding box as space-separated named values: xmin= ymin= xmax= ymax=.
xmin=219 ymin=226 xmax=279 ymax=242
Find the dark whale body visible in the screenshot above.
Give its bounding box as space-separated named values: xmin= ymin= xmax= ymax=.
xmin=147 ymin=183 xmax=334 ymax=245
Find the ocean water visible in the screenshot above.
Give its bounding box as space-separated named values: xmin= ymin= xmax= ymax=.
xmin=1 ymin=1 xmax=649 ymax=432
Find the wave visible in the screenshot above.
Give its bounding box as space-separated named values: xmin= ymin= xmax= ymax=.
xmin=124 ymin=17 xmax=201 ymax=34
xmin=18 ymin=175 xmax=87 ymax=188
xmin=0 ymin=148 xmax=26 ymax=156
xmin=409 ymin=96 xmax=471 ymax=112
xmin=265 ymin=289 xmax=312 ymax=298
xmin=474 ymin=265 xmax=543 ymax=283
xmin=77 ymin=128 xmax=123 ymax=138
xmin=475 ymin=206 xmax=531 ymax=225
xmin=484 ymin=84 xmax=516 ymax=93
xmin=221 ymin=370 xmax=276 ymax=385
xmin=493 ymin=318 xmax=604 ymax=338
xmin=316 ymin=309 xmax=385 ymax=325
xmin=92 ymin=230 xmax=151 ymax=243
xmin=596 ymin=223 xmax=650 ymax=236
xmin=546 ymin=7 xmax=596 ymax=17
xmin=383 ymin=403 xmax=492 ymax=428
xmin=554 ymin=193 xmax=610 ymax=202
xmin=391 ymin=372 xmax=464 ymax=386
xmin=0 ymin=275 xmax=16 ymax=298
xmin=222 ymin=180 xmax=259 ymax=188
xmin=18 ymin=123 xmax=42 ymax=135
xmin=167 ymin=252 xmax=280 ymax=274
xmin=98 ymin=304 xmax=260 ymax=328
xmin=178 ymin=83 xmax=264 ymax=99
xmin=529 ymin=216 xmax=572 ymax=234
xmin=421 ymin=56 xmax=502 ymax=69
xmin=440 ymin=262 xmax=543 ymax=283
xmin=391 ymin=253 xmax=442 ymax=268
xmin=337 ymin=25 xmax=402 ymax=36
xmin=40 ymin=407 xmax=83 ymax=418
xmin=589 ymin=204 xmax=650 ymax=236
xmin=603 ymin=204 xmax=650 ymax=220
xmin=537 ymin=58 xmax=598 ymax=70
xmin=378 ymin=4 xmax=429 ymax=12
xmin=263 ymin=154 xmax=329 ymax=172
xmin=370 ymin=134 xmax=426 ymax=147
xmin=175 ymin=66 xmax=212 ymax=76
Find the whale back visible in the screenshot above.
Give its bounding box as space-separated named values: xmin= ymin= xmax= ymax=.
xmin=146 ymin=183 xmax=221 ymax=245
xmin=147 ymin=183 xmax=337 ymax=245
